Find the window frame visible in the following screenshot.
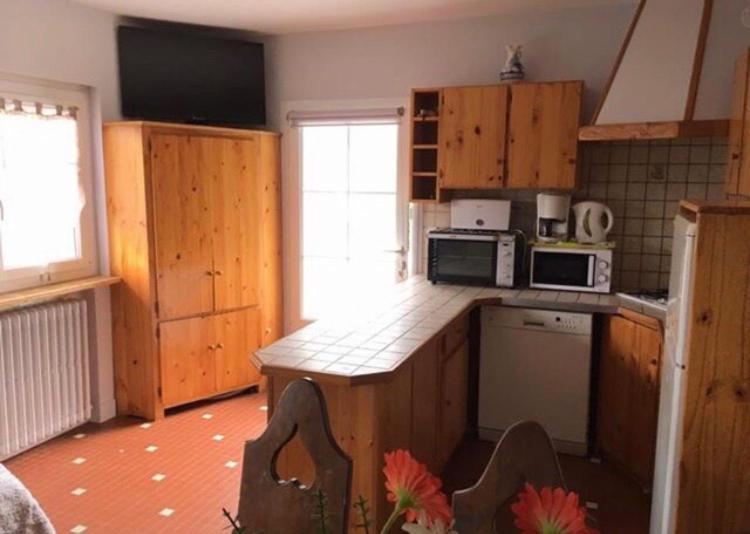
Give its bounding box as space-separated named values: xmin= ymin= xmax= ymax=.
xmin=0 ymin=75 xmax=97 ymax=292
xmin=281 ymin=99 xmax=409 ymax=333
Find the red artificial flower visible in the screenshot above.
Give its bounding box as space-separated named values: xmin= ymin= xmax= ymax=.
xmin=511 ymin=483 xmax=599 ymax=534
xmin=382 ymin=450 xmax=453 ymax=527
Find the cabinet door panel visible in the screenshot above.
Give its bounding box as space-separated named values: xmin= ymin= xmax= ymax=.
xmin=411 ymin=338 xmax=440 ymax=472
xmin=598 ymin=314 xmax=663 ymax=485
xmin=159 ymin=315 xmax=215 ymax=407
xmin=151 ymin=134 xmax=214 ymax=319
xmin=438 ymin=86 xmax=509 ymax=189
xmin=438 ymin=340 xmax=469 ymax=468
xmin=214 ymin=308 xmax=261 ymax=392
xmin=211 ymin=136 xmax=261 ymax=311
xmin=597 ymin=314 xmax=636 ymax=466
xmin=726 ymin=52 xmax=748 ymax=195
xmin=629 ymin=323 xmax=662 ymax=483
xmin=508 ymin=82 xmax=581 ymax=189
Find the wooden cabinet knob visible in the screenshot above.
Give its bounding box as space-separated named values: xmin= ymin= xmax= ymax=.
xmin=216 ymin=343 xmax=224 ymax=349
xmin=215 ymin=270 xmax=223 ymax=276
xmin=207 ymin=344 xmax=216 ymax=350
xmin=205 ymin=270 xmax=214 ymax=276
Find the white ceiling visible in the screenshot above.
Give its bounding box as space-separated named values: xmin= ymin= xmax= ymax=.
xmin=73 ymin=0 xmax=636 ymax=35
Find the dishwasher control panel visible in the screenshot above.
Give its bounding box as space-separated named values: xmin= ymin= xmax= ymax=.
xmin=482 ymin=306 xmax=592 ymax=335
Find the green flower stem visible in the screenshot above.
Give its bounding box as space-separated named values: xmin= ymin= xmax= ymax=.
xmin=379 ymin=504 xmax=404 ymax=534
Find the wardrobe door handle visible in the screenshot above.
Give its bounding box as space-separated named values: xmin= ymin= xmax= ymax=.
xmin=214 ymin=270 xmax=223 ymax=276
xmin=205 ymin=270 xmax=214 ymax=276
xmin=216 ymin=343 xmax=224 ymax=349
xmin=207 ymin=344 xmax=216 ymax=350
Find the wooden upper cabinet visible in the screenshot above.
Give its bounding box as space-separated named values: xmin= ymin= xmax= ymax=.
xmin=438 ymin=85 xmax=509 ymax=189
xmin=210 ymin=137 xmax=261 ymax=312
xmin=151 ymin=134 xmax=215 ymax=319
xmin=727 ymin=49 xmax=750 ymax=197
xmin=507 ymin=81 xmax=582 ymax=189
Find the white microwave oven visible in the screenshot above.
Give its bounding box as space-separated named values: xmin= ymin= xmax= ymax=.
xmin=529 ymin=245 xmax=612 ymax=293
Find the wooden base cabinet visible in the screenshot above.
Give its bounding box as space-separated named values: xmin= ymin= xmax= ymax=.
xmin=597 ymin=312 xmax=662 ymax=486
xmin=104 ymin=121 xmax=282 ymax=419
xmin=437 ymin=339 xmax=469 ymax=468
xmin=160 ymin=308 xmax=260 ymax=408
xmin=267 ymin=313 xmax=471 ymax=532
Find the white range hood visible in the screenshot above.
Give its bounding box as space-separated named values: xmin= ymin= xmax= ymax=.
xmin=580 ymin=0 xmax=729 ymax=141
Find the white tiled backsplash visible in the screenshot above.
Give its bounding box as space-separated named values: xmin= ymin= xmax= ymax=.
xmin=417 ymin=137 xmax=728 ymax=291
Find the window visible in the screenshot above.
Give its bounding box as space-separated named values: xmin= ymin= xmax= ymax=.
xmin=284 ymin=104 xmax=407 ymax=327
xmin=0 ymin=78 xmax=96 ymax=292
xmin=301 ymin=123 xmax=403 ymax=320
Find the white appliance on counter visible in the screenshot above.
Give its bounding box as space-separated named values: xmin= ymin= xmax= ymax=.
xmin=529 ymin=244 xmax=612 ymax=293
xmin=650 ymin=215 xmax=697 ymax=534
xmin=450 ymin=199 xmax=510 ymax=230
xmin=427 ymin=199 xmax=523 ymax=288
xmin=478 ymin=306 xmax=593 ymax=456
xmin=536 ymin=193 xmax=571 ymax=242
xmin=572 ymin=201 xmax=614 ymax=244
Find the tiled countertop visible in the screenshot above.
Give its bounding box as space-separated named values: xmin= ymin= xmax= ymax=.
xmin=252 ymin=276 xmax=624 ymax=385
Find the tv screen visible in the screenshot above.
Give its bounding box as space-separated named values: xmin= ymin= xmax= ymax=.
xmin=117 ymin=26 xmax=266 ymax=127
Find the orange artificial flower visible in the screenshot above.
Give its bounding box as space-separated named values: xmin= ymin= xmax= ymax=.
xmin=511 ymin=484 xmax=599 ymax=534
xmin=382 ymin=450 xmax=452 ymax=529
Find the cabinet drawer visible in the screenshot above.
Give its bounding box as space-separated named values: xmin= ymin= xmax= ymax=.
xmin=440 ymin=313 xmax=470 ymax=358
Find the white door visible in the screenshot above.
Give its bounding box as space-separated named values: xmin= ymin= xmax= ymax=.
xmin=295 ymin=121 xmax=406 ymax=325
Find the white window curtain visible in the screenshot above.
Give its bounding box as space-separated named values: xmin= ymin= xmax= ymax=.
xmin=0 ymin=98 xmax=84 ymax=270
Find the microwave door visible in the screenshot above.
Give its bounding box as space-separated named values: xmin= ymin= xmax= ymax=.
xmin=430 ymin=237 xmax=497 ymax=286
xmin=532 ymin=251 xmax=592 ymax=288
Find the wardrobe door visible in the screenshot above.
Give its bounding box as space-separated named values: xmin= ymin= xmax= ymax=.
xmin=151 ymin=134 xmax=214 ymax=319
xmin=210 ymin=136 xmax=261 ymax=312
xmin=214 ymin=308 xmax=261 ymax=392
xmin=159 ymin=315 xmax=216 ymax=407
xmin=258 ymin=134 xmax=283 ymax=347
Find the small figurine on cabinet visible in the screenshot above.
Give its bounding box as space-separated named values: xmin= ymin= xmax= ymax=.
xmin=500 ymin=44 xmax=525 ymax=82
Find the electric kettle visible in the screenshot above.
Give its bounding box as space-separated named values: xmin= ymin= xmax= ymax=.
xmin=572 ymin=201 xmax=614 ymax=244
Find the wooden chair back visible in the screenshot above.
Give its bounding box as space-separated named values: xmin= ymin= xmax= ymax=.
xmin=452 ymin=421 xmax=566 ymax=534
xmin=237 ymin=378 xmax=352 ymax=533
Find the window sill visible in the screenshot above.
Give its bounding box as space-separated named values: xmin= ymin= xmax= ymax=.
xmin=0 ymin=275 xmax=120 ymax=313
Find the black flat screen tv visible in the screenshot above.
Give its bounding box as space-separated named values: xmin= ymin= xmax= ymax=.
xmin=117 ymin=26 xmax=266 ymax=127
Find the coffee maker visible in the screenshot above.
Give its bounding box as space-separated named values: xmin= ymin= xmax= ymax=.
xmin=536 ymin=193 xmax=571 ymax=242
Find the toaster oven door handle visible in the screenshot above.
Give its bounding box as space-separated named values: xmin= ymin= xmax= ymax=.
xmin=587 ymin=255 xmax=595 ymax=287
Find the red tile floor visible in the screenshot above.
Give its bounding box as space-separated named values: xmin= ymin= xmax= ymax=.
xmin=6 ymin=389 xmax=650 ymax=533
xmin=5 ymin=390 xmax=267 ymax=533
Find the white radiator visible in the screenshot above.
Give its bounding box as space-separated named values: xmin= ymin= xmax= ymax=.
xmin=0 ymin=299 xmax=91 ymax=460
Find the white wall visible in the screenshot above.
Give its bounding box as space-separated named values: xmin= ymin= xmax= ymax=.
xmin=266 ymin=3 xmax=638 ymax=128
xmin=1 ymin=0 xmax=120 ymax=121
xmin=1 ymin=0 xmax=120 ymax=422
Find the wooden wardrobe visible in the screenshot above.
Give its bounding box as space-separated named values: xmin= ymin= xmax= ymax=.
xmin=104 ymin=122 xmax=282 ymax=419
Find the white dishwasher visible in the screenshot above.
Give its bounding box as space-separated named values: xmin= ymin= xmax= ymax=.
xmin=478 ymin=306 xmax=592 ymax=456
